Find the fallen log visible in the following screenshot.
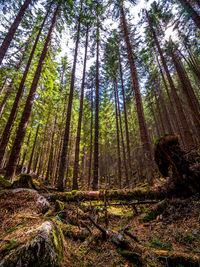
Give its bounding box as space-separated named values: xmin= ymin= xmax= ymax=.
xmin=87 ymin=200 xmax=159 ymax=207
xmin=45 ymin=187 xmax=162 ymax=203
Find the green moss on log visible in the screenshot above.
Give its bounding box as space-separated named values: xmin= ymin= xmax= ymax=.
xmin=0 ymin=176 xmax=12 ymax=189
xmin=140 ymin=199 xmax=168 ymax=222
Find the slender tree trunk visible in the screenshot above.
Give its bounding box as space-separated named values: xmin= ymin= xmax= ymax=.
xmin=57 ymin=1 xmax=83 ymax=191
xmin=0 ymin=81 xmax=14 ymax=119
xmin=0 ymin=41 xmax=28 ymax=120
xmin=92 ymin=9 xmax=100 ymax=191
xmin=157 ymin=57 xmax=181 ymax=135
xmin=37 ymin=108 xmax=51 ymax=177
xmin=116 ymin=84 xmax=129 ymax=187
xmin=53 ymin=97 xmax=68 ymax=184
xmin=0 ymin=78 xmax=7 ymax=97
xmin=114 ymin=80 xmax=122 ymax=189
xmin=5 ymin=1 xmax=61 ymax=179
xmin=157 ymin=82 xmax=174 ymax=134
xmin=119 ymin=54 xmax=132 ymax=181
xmin=0 ymin=0 xmax=32 ymax=64
xmin=27 ymin=124 xmax=40 ymax=173
xmin=171 ymin=51 xmax=200 ymax=135
xmin=120 ymin=2 xmax=153 ymax=183
xmin=146 ymin=11 xmax=194 ymax=149
xmin=178 ymin=0 xmax=200 ymax=29
xmin=0 ymin=9 xmax=49 ymax=166
xmin=20 ymin=131 xmax=31 ymax=169
xmin=154 ymin=90 xmax=165 ymax=134
xmin=120 ymin=3 xmax=152 ymax=163
xmin=33 ymin=147 xmax=40 ymax=173
xmin=88 ymin=86 xmax=93 ymax=190
xmin=149 ymin=102 xmax=160 ymax=137
xmin=46 ymin=115 xmax=57 ymax=181
xmin=72 ymin=24 xmax=89 ymax=190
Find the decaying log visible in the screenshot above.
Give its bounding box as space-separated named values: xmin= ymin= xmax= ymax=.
xmin=45 ymin=187 xmax=162 ymax=203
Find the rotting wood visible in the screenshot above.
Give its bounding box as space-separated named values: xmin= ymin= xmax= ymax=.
xmin=87 ymin=200 xmax=159 ymax=207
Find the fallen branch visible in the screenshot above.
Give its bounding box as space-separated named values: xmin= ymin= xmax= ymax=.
xmin=123 ymin=227 xmax=140 ymax=243
xmin=87 ymin=216 xmax=107 ymax=239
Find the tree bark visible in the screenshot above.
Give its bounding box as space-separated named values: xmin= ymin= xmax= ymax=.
xmin=0 ymin=78 xmax=7 ymax=97
xmin=46 ymin=115 xmax=57 ymax=181
xmin=27 ymin=124 xmax=40 ymax=173
xmin=20 ymin=131 xmax=31 ymax=170
xmin=116 ymin=84 xmax=129 ymax=187
xmin=114 ymin=80 xmax=122 ymax=189
xmin=72 ymin=24 xmax=89 ymax=190
xmin=146 ymin=10 xmax=194 ymax=149
xmin=119 ymin=54 xmax=132 ymax=182
xmin=156 ymin=57 xmax=181 ymax=135
xmin=179 ymin=0 xmax=200 ymax=29
xmin=92 ymin=8 xmax=100 ymax=191
xmin=154 ymin=90 xmax=165 ymax=134
xmin=170 ymin=51 xmax=200 ymax=136
xmin=157 ymin=82 xmax=174 ymax=134
xmin=88 ymin=86 xmax=93 ymax=190
xmin=5 ymin=1 xmax=61 ymax=179
xmin=0 ymin=9 xmax=49 ymax=166
xmin=0 ymin=0 xmax=32 ymax=64
xmin=120 ymin=2 xmax=153 ymax=183
xmin=57 ymin=1 xmax=83 ymax=191
xmin=120 ymin=2 xmax=152 ymax=164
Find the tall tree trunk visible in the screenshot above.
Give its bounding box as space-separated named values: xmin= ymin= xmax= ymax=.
xmin=57 ymin=1 xmax=83 ymax=191
xmin=33 ymin=146 xmax=40 ymax=173
xmin=37 ymin=107 xmax=52 ymax=177
xmin=149 ymin=102 xmax=161 ymax=137
xmin=46 ymin=115 xmax=57 ymax=181
xmin=157 ymin=82 xmax=174 ymax=134
xmin=170 ymin=51 xmax=200 ymax=136
xmin=154 ymin=90 xmax=165 ymax=134
xmin=0 ymin=81 xmax=14 ymax=119
xmin=53 ymin=97 xmax=68 ymax=184
xmin=72 ymin=24 xmax=89 ymax=190
xmin=120 ymin=2 xmax=152 ymax=158
xmin=178 ymin=0 xmax=200 ymax=29
xmin=88 ymin=86 xmax=93 ymax=190
xmin=116 ymin=84 xmax=129 ymax=187
xmin=156 ymin=57 xmax=181 ymax=135
xmin=5 ymin=1 xmax=61 ymax=179
xmin=92 ymin=8 xmax=100 ymax=191
xmin=146 ymin=10 xmax=194 ymax=149
xmin=114 ymin=80 xmax=122 ymax=189
xmin=0 ymin=78 xmax=7 ymax=97
xmin=0 ymin=0 xmax=32 ymax=64
xmin=27 ymin=124 xmax=40 ymax=173
xmin=20 ymin=131 xmax=31 ymax=170
xmin=0 ymin=9 xmax=49 ymax=166
xmin=119 ymin=54 xmax=132 ymax=182
xmin=0 ymin=40 xmax=29 ymax=120
xmin=120 ymin=2 xmax=153 ymax=183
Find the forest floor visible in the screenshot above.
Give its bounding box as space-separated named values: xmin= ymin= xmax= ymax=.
xmin=0 ymin=179 xmax=200 ymax=266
